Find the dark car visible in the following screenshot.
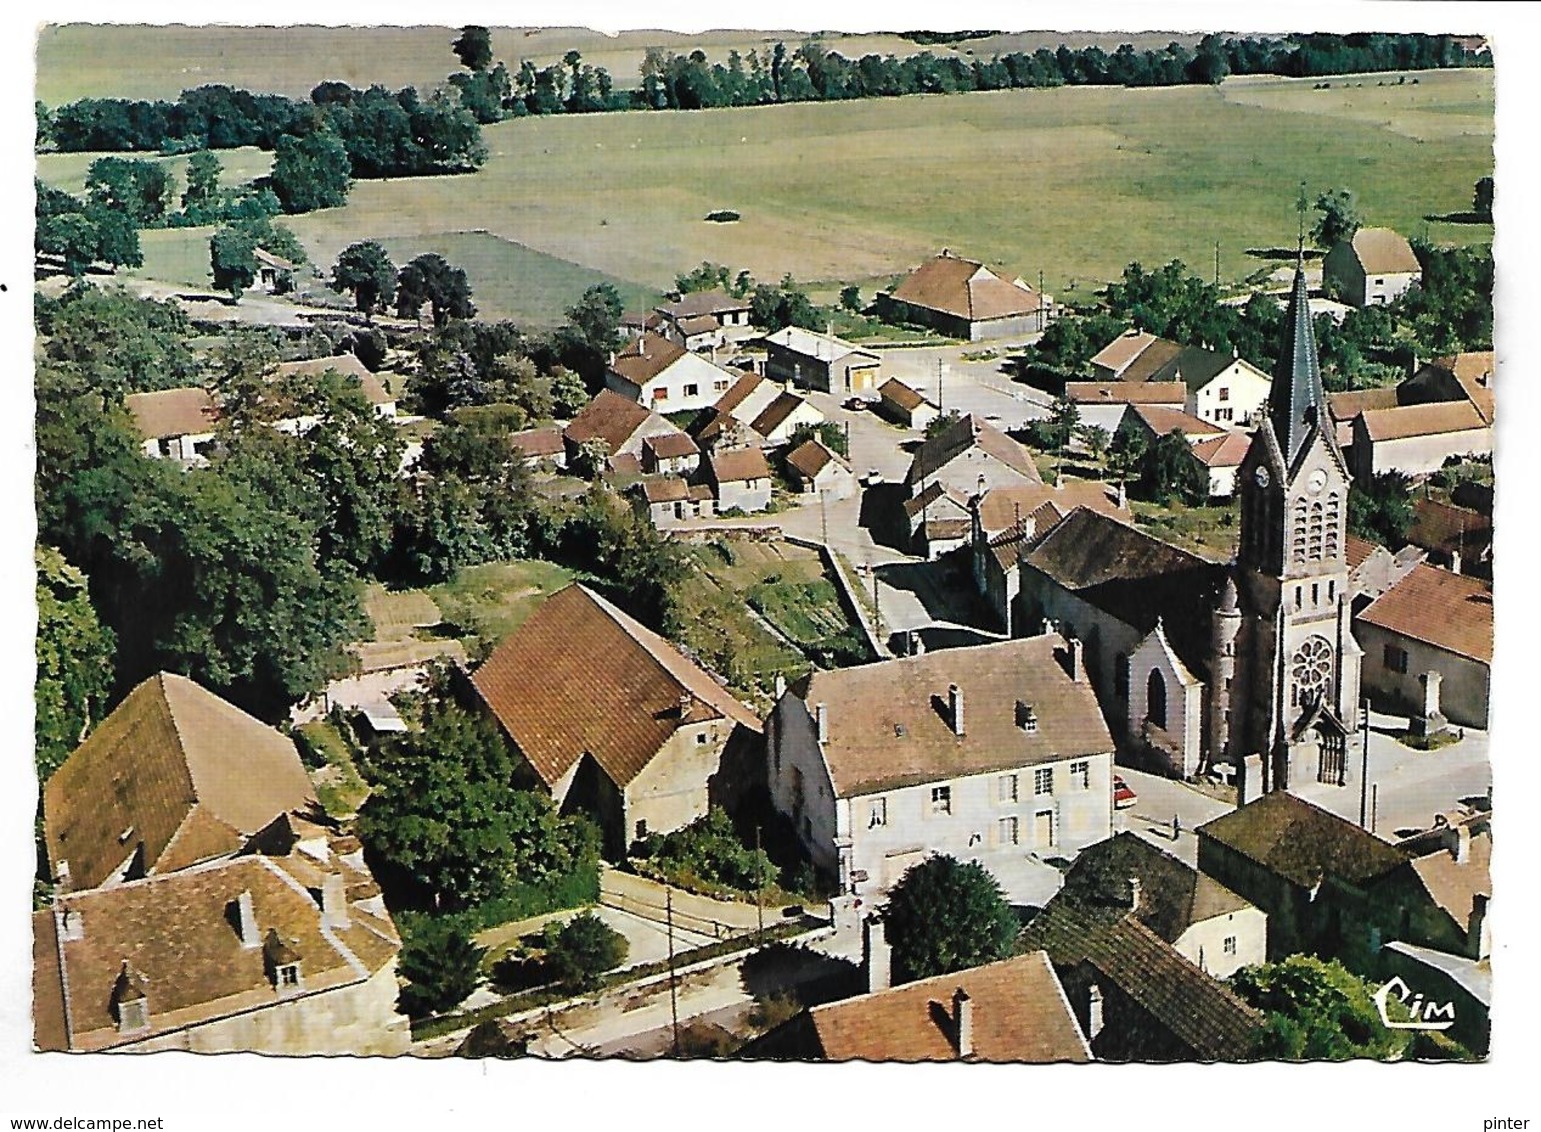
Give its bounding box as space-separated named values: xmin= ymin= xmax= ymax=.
xmin=844 ymin=396 xmax=869 ymax=411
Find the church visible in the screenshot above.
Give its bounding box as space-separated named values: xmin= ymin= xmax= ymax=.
xmin=980 ymin=259 xmax=1364 ymax=796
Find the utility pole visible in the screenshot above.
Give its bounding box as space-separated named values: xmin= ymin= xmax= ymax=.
xmin=1359 ymin=696 xmax=1371 ymax=827
xmin=1370 ymin=783 xmax=1379 ymax=834
xmin=1214 ymin=241 xmax=1221 ymax=288
xmin=666 ymin=887 xmax=680 ymax=1057
xmin=755 ymin=825 xmax=765 ymax=944
xmin=936 ymin=358 xmax=944 ymax=412
xmin=820 ymin=490 xmax=828 ymax=545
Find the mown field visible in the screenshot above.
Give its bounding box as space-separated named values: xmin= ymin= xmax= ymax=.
xmin=36 ymin=24 xmax=1203 ymax=104
xmin=35 ymin=64 xmax=1493 ymax=324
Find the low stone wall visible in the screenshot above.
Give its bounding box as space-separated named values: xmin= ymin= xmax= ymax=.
xmin=783 ymin=534 xmax=885 ymax=659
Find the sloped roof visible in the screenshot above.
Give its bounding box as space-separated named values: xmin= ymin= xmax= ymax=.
xmin=35 ymin=839 xmax=401 ymax=1052
xmin=1197 ymin=792 xmax=1409 ymax=890
xmin=272 ymin=354 xmax=392 ymax=406
xmin=974 ymin=481 xmax=1124 ymax=536
xmin=471 ymin=585 xmax=759 ymax=790
xmin=1117 ymin=338 xmax=1185 ymax=384
xmin=1327 ymin=387 xmax=1400 ymax=422
xmin=643 ymin=431 xmax=700 ymax=460
xmin=1191 ymin=432 xmax=1253 ymax=469
xmin=1129 ymin=404 xmax=1227 ymax=439
xmin=902 ymin=480 xmax=970 ymax=521
xmin=123 ymin=387 xmax=219 ymax=441
xmin=794 ymin=634 xmax=1112 ymax=797
xmin=1065 ymin=381 xmax=1187 ymax=406
xmin=675 ymin=314 xmax=720 ymax=337
xmin=1408 ymin=352 xmax=1496 ymax=425
xmin=1409 ymin=833 xmax=1491 ymax=929
xmin=750 ymin=391 xmax=813 ymax=436
xmin=890 ymin=252 xmax=1045 ymax=322
xmin=1022 ymin=900 xmax=1265 ymax=1061
xmin=1358 ymin=562 xmax=1493 ymax=664
xmin=1058 ymin=832 xmax=1254 ymax=946
xmin=44 ymin=673 xmax=316 ymax=893
xmin=509 ymin=426 xmax=564 ymax=458
xmin=657 ymin=290 xmax=750 ymax=319
xmin=786 ymin=439 xmax=850 ymax=481
xmin=1408 ymin=498 xmax=1491 ymax=562
xmin=1359 ymin=401 xmax=1489 ymax=442
xmin=1090 ymin=329 xmax=1160 ymax=376
xmin=636 ymin=477 xmax=691 ymax=504
xmin=715 ymin=372 xmax=769 ymax=416
xmin=564 ymin=390 xmax=655 ymax=450
xmin=609 ymin=333 xmax=688 ymax=388
xmin=1347 ymin=227 xmax=1421 ymax=275
xmin=708 ymin=446 xmax=772 ymax=484
xmin=905 ymin=414 xmax=1040 ymax=487
xmin=761 ymin=326 xmax=878 ymax=365
xmin=878 ymin=378 xmax=929 ymax=412
xmin=797 ymin=951 xmax=1090 ymax=1063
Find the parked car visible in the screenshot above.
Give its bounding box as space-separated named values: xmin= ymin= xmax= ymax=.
xmin=844 ymin=396 xmax=869 ymax=411
xmin=1113 ymin=775 xmax=1137 ymax=810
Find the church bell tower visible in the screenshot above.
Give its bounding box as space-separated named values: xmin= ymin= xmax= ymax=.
xmin=1227 ymin=260 xmax=1362 ymax=793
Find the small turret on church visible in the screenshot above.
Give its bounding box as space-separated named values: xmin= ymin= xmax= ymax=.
xmin=1225 ymin=259 xmax=1363 ymax=795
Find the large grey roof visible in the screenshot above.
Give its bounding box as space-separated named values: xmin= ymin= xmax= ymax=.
xmin=1267 ymin=264 xmax=1330 ymax=469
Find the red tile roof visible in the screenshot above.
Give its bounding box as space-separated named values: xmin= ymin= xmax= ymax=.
xmin=643 ymin=431 xmax=700 ymax=460
xmin=1130 ymin=404 xmax=1226 ymax=439
xmin=565 ymin=390 xmax=655 ymax=450
xmin=608 ymin=333 xmax=687 ymax=388
xmin=891 ymin=252 xmax=1046 ymax=322
xmin=272 ymin=354 xmax=392 ymax=406
xmin=974 ymin=481 xmax=1124 ymax=535
xmin=1190 ymin=432 xmax=1252 ymax=468
xmin=786 ymin=439 xmax=849 ymax=481
xmin=509 ymin=426 xmax=564 ymax=458
xmin=124 ymin=387 xmax=219 ymax=441
xmin=1065 ymin=381 xmax=1187 ymax=406
xmin=708 ymin=446 xmax=772 ymax=484
xmin=471 ymin=585 xmax=759 ymax=790
xmin=1358 ymin=563 xmax=1493 ymax=664
xmin=1346 ymin=227 xmax=1421 ymax=275
xmin=878 ymin=378 xmax=928 ymax=412
xmin=1359 ymin=401 xmax=1489 ymax=442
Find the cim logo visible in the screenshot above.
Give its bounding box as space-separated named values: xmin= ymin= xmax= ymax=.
xmin=1374 ymin=976 xmax=1456 ymax=1031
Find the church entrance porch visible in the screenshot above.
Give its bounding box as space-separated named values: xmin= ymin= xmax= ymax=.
xmin=1286 ymin=702 xmax=1350 ymax=787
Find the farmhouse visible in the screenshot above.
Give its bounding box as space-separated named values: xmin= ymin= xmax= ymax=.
xmin=765 ymin=632 xmax=1115 ymax=905
xmin=877 ymin=377 xmax=940 ymax=430
xmin=749 ymin=388 xmax=824 ymax=447
xmin=630 ymin=476 xmax=715 ymax=529
xmin=1322 ymin=227 xmax=1422 ymax=308
xmin=902 ymin=482 xmax=974 ymax=559
xmin=1091 ymin=330 xmax=1272 ymax=428
xmin=654 ymin=290 xmax=753 ymax=349
xmin=1407 ymin=497 xmax=1491 ymax=577
xmin=272 ymin=353 xmax=397 ymax=420
xmin=604 ymin=332 xmax=735 ymax=413
xmin=1055 ymin=832 xmax=1267 ymax=980
xmin=1188 ymin=432 xmax=1253 ymax=498
xmin=785 ymin=438 xmax=858 ymax=501
xmin=1347 ymin=401 xmax=1492 ymax=482
xmin=470 ymin=584 xmax=762 ymax=858
xmin=879 ymin=250 xmax=1053 ymax=340
xmin=706 ymin=446 xmax=774 ymax=513
xmin=905 ymin=413 xmax=1042 ymax=499
xmin=33 ymin=823 xmax=409 ymax=1055
xmin=744 ymin=949 xmax=1091 ymax=1063
xmin=1064 ymin=380 xmax=1187 ymax=435
xmin=44 ymin=672 xmax=319 ymax=894
xmin=689 ymin=406 xmax=760 ymax=455
xmin=640 ymin=430 xmax=701 ymax=475
xmin=1020 ymin=889 xmax=1265 ymax=1062
xmin=124 ymin=387 xmax=219 ymax=465
xmin=252 ymin=247 xmax=297 ymax=294
xmin=1400 ymin=351 xmax=1495 ymax=425
xmin=563 ymin=389 xmax=687 ymax=470
xmin=508 ymin=425 xmax=566 ymax=470
xmin=762 ymin=326 xmax=881 ymax=394
xmin=1355 ymin=563 xmax=1492 ymax=729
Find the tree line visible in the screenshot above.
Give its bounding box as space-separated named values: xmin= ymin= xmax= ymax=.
xmin=37 ymin=32 xmax=1485 ymax=154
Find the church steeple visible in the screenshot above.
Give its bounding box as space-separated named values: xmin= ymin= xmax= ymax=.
xmin=1266 ymin=261 xmax=1330 ymax=469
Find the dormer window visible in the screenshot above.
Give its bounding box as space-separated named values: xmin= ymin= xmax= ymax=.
xmin=111 ymin=963 xmax=149 ymax=1035
xmin=264 ymin=928 xmax=303 ymax=993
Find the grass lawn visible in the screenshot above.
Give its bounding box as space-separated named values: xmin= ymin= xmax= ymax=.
xmin=1130 ymin=498 xmax=1241 ymax=559
xmin=427 ymin=558 xmax=575 ymax=651
xmin=300 ymin=719 xmax=370 ymax=820
xmin=192 ymin=68 xmax=1492 ymax=297
xmin=34 ymin=145 xmax=274 ymax=195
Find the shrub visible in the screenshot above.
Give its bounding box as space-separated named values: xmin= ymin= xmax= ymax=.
xmin=635 ymin=807 xmax=776 ymax=895
xmin=704 ymin=209 xmax=740 ymax=223
xmin=541 ymin=912 xmax=629 ymax=991
xmin=396 ymin=918 xmax=487 ymax=1017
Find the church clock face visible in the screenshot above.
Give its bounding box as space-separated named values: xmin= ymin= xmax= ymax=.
xmin=1306 ymin=469 xmax=1328 ymax=494
xmin=1291 ymin=636 xmax=1334 ymax=705
xmin=1254 ymin=466 xmax=1271 ymax=488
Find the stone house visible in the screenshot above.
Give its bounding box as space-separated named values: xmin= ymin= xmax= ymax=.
xmin=1063 ymin=380 xmax=1187 ymax=436
xmin=878 ymin=250 xmax=1053 ymax=340
xmin=1021 ymin=894 xmax=1265 ymax=1062
xmin=763 ymin=326 xmax=881 ymax=394
xmin=1322 ymin=227 xmax=1422 ymax=308
xmin=1057 ymin=832 xmax=1267 ymax=980
xmin=33 ymin=820 xmax=409 ymax=1055
xmin=765 ymin=632 xmax=1115 ymax=905
xmin=470 ymin=584 xmax=763 ymax=858
xmin=877 ymin=377 xmax=940 ymax=430
xmin=640 ymin=430 xmax=702 ymax=476
xmin=902 ymin=482 xmax=973 ymax=560
xmin=604 ymin=332 xmax=736 ymax=413
xmin=904 ymin=414 xmax=1042 ymax=501
xmin=1354 ymin=562 xmax=1492 ymax=728
xmin=1091 ymin=329 xmax=1272 ymax=428
xmin=1190 ymin=432 xmax=1252 ymax=498
xmin=44 ymin=672 xmax=321 ymax=894
xmin=252 ymin=247 xmax=298 ymax=294
xmin=563 ymin=389 xmax=688 ymax=472
xmin=748 ymin=389 xmax=824 ymax=448
xmin=508 ymin=425 xmax=567 ymax=471
xmin=124 ymin=387 xmax=219 ymax=466
xmin=743 ymin=948 xmax=1091 ymax=1063
xmin=785 ymin=438 xmax=858 ymax=501
xmin=630 ymin=477 xmax=714 ymax=529
xmin=271 ymin=354 xmax=398 ymax=422
xmin=1347 ymin=401 xmax=1492 ymax=482
xmin=1400 ymin=351 xmax=1495 ymax=425
xmin=706 ymin=447 xmax=773 ymax=513
xmin=654 ymin=290 xmax=754 ymax=347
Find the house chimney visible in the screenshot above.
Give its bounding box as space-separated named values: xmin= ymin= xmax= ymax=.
xmin=1128 ymin=876 xmax=1142 ymax=913
xmin=952 ymin=988 xmax=974 ymax=1058
xmin=236 ymin=890 xmax=260 ymax=949
xmin=773 ymin=673 xmax=787 ymax=699
xmin=908 ymin=629 xmax=922 ymax=656
xmin=1087 ymin=983 xmax=1105 ymax=1040
xmin=948 ymin=683 xmax=965 ymax=736
xmin=1450 ymin=549 xmax=1462 ymax=575
xmin=863 ymin=915 xmax=891 ymax=993
xmin=321 ymin=870 xmax=350 ymax=930
xmin=678 ymin=691 xmax=692 ymax=718
xmin=1451 ymin=824 xmax=1472 ymax=865
xmin=815 ymin=702 xmax=829 ymax=744
xmin=1065 ymin=637 xmax=1084 ymax=682
xmin=58 ymin=905 xmax=84 ymax=942
xmin=608 ymin=350 xmax=616 ymax=367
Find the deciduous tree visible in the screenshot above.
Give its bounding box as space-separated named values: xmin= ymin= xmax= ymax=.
xmin=882 ymin=855 xmax=1018 ymax=983
xmin=332 ymin=240 xmax=397 ymax=316
xmin=1312 ymin=187 xmax=1363 ymax=249
xmin=269 ymin=129 xmax=352 ymax=214
xmin=396 ymin=252 xmax=476 ymax=327
xmin=35 ymin=546 xmax=116 ymax=781
xmin=1228 ymin=956 xmax=1410 ymax=1060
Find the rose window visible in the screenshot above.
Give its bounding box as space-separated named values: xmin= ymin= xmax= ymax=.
xmin=1291 ymin=636 xmax=1334 ymax=705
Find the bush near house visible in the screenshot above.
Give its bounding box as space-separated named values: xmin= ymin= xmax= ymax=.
xmin=540 ymin=912 xmax=630 ymax=991
xmin=632 ymin=806 xmax=776 ymax=897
